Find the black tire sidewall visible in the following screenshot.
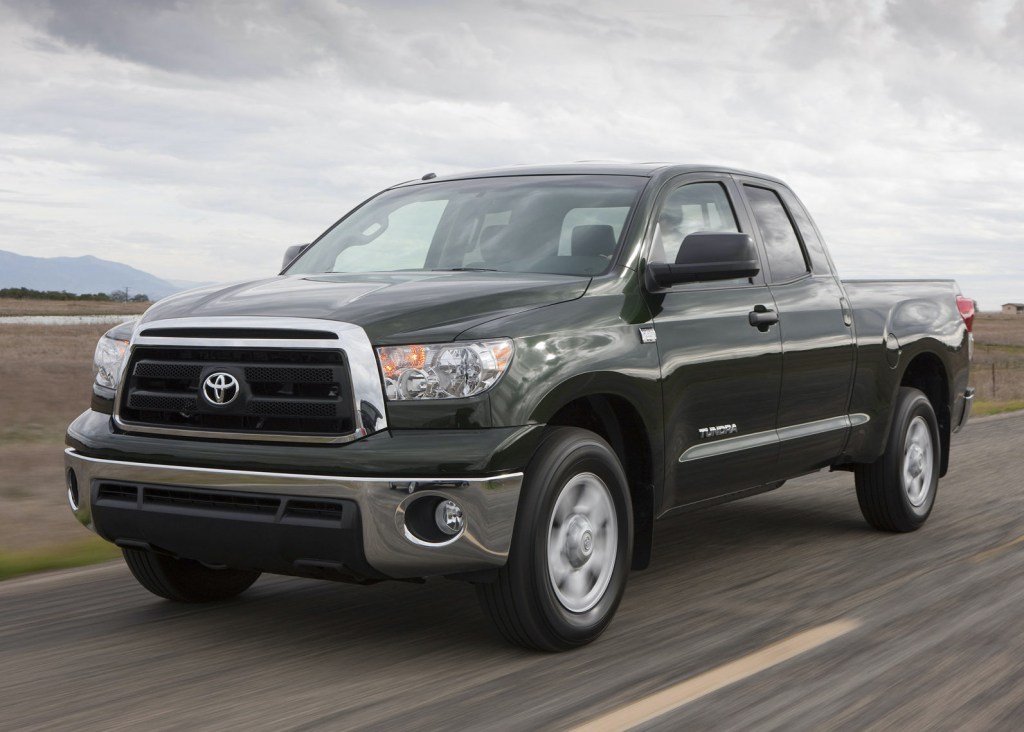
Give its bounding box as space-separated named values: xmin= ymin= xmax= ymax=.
xmin=516 ymin=428 xmax=633 ymax=646
xmin=889 ymin=389 xmax=940 ymax=526
xmin=123 ymin=548 xmax=260 ymax=602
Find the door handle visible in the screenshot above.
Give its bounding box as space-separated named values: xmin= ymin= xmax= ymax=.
xmin=748 ymin=306 xmax=779 ymax=331
xmin=840 ymin=297 xmax=853 ymax=327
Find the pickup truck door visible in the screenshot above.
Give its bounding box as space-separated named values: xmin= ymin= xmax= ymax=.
xmin=643 ymin=175 xmax=783 ymax=511
xmin=737 ymin=179 xmax=856 ymax=478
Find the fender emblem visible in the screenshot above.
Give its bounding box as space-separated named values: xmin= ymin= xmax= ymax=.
xmin=699 ymin=424 xmax=737 ymax=439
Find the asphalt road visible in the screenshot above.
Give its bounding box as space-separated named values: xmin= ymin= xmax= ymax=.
xmin=3 ymin=412 xmax=1024 ymax=731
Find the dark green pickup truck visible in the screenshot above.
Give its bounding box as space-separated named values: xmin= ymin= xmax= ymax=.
xmin=65 ymin=164 xmax=974 ymax=650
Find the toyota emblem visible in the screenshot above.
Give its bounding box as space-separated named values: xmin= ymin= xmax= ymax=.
xmin=202 ymin=372 xmax=240 ymax=405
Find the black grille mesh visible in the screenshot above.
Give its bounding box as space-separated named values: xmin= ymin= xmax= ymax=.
xmin=128 ymin=393 xmax=198 ymax=412
xmin=248 ymin=399 xmax=337 ymax=417
xmin=119 ymin=345 xmax=354 ymax=437
xmin=133 ymin=362 xmax=203 ymax=379
xmin=244 ymin=366 xmax=334 ymax=383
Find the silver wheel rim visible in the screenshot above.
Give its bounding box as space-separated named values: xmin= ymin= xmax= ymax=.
xmin=546 ymin=472 xmax=618 ymax=613
xmin=902 ymin=415 xmax=934 ymax=508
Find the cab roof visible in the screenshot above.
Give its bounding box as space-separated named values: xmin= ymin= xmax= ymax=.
xmin=393 ymin=162 xmax=784 ymax=188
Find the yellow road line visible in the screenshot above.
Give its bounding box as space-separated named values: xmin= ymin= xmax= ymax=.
xmin=570 ymin=619 xmax=861 ymax=732
xmin=970 ymin=534 xmax=1024 ymax=563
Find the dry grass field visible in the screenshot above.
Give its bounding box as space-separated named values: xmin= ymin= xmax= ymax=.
xmin=0 ymin=297 xmax=150 ymax=317
xmin=0 ymin=322 xmax=127 ymax=553
xmin=972 ymin=314 xmax=1024 ymax=404
xmin=0 ymin=296 xmax=149 ymax=560
xmin=974 ymin=313 xmax=1024 ymax=347
xmin=0 ymin=308 xmax=1021 ymax=573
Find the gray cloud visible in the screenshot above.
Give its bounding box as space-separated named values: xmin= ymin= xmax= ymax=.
xmin=22 ymin=0 xmax=341 ymax=78
xmin=14 ymin=0 xmax=507 ymax=101
xmin=0 ymin=0 xmax=1021 ymax=308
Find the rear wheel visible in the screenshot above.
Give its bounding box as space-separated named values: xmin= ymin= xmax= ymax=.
xmin=855 ymin=387 xmax=940 ymax=532
xmin=122 ymin=548 xmax=261 ymax=602
xmin=477 ymin=427 xmax=632 ymax=651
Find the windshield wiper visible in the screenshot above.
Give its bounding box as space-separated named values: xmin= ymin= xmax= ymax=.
xmin=433 ymin=267 xmax=498 ymax=272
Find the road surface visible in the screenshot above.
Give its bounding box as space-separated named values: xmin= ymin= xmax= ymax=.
xmin=3 ymin=412 xmax=1023 ymax=731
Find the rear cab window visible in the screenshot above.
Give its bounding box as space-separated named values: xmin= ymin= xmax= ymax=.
xmin=743 ymin=185 xmax=810 ymax=283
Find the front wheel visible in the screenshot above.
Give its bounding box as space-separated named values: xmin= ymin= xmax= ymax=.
xmin=855 ymin=387 xmax=940 ymax=532
xmin=477 ymin=427 xmax=633 ymax=651
xmin=122 ymin=548 xmax=261 ymax=602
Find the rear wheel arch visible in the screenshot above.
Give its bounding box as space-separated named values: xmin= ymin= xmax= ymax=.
xmin=898 ymin=352 xmax=951 ymax=476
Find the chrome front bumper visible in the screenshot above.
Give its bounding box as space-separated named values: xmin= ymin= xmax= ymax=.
xmin=64 ymin=449 xmax=522 ymax=579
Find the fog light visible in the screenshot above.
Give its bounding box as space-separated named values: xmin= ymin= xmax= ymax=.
xmin=66 ymin=468 xmax=80 ymax=511
xmin=434 ymin=499 xmax=464 ymax=536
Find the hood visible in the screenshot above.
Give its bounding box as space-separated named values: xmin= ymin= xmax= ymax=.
xmin=141 ymin=271 xmax=590 ymax=343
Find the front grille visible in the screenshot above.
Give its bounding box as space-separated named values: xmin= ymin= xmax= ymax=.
xmin=119 ymin=346 xmax=355 ymax=438
xmin=130 ymin=393 xmax=198 ymax=412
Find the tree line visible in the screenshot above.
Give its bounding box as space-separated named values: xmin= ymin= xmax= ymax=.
xmin=0 ymin=287 xmax=150 ymax=302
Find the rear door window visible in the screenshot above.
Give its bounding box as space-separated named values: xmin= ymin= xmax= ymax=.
xmin=743 ymin=185 xmax=809 ymax=282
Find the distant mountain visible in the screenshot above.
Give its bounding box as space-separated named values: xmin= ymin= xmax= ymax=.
xmin=0 ymin=250 xmax=195 ymax=300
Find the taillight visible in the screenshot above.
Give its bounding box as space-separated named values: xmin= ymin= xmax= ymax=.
xmin=956 ymin=295 xmax=975 ymax=333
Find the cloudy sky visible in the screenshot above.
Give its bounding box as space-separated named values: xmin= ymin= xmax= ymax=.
xmin=1 ymin=0 xmax=1021 ymax=308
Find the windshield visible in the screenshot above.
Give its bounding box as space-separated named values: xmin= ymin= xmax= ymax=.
xmin=286 ymin=175 xmax=646 ymax=277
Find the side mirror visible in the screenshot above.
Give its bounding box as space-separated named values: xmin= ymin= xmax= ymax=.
xmin=645 ymin=232 xmax=760 ymax=289
xmin=281 ymin=243 xmax=311 ymax=272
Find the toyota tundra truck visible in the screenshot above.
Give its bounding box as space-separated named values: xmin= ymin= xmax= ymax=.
xmin=65 ymin=164 xmax=974 ymax=650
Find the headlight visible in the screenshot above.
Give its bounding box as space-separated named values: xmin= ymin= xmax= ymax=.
xmin=377 ymin=339 xmax=514 ymax=400
xmin=93 ymin=321 xmax=135 ymax=390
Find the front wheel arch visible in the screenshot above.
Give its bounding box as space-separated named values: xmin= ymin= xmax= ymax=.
xmin=545 ymin=393 xmax=657 ymax=570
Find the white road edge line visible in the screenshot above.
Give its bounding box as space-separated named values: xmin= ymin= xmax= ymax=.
xmin=570 ymin=618 xmax=862 ymax=732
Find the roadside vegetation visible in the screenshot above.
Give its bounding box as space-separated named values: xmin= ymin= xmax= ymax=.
xmin=0 ymin=309 xmax=1021 ymax=579
xmin=0 ymin=536 xmax=120 ymax=581
xmin=0 ymin=287 xmax=150 ymax=302
xmin=0 ymin=296 xmax=151 ymax=317
xmin=971 ymin=314 xmax=1024 ymax=417
xmin=0 ymin=321 xmax=131 ymax=577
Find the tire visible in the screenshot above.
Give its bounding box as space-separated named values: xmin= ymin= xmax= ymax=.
xmin=855 ymin=387 xmax=940 ymax=532
xmin=122 ymin=548 xmax=261 ymax=602
xmin=476 ymin=427 xmax=633 ymax=651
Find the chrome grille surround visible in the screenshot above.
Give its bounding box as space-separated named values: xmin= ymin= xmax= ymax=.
xmin=113 ymin=317 xmax=388 ymax=444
